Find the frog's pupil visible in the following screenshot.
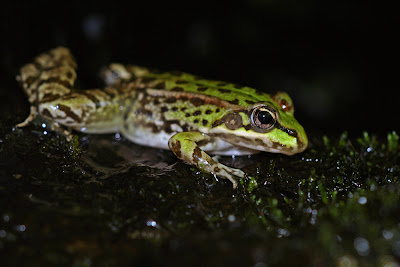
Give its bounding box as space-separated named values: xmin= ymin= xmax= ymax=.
xmin=258 ymin=111 xmax=273 ymax=125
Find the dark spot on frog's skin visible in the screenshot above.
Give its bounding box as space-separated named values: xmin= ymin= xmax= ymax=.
xmin=218 ymin=88 xmax=230 ymax=94
xmin=216 ymin=108 xmax=220 ymax=113
xmin=176 ymin=80 xmax=188 ymax=84
xmin=148 ymin=123 xmax=159 ymax=133
xmin=170 ymin=140 xmax=182 ymax=159
xmin=190 ymin=97 xmax=205 ymax=107
xmin=41 ymin=93 xmax=64 ymax=103
xmin=83 ymin=93 xmax=101 ymax=106
xmin=212 ymin=118 xmax=223 ymax=128
xmin=104 ymin=89 xmax=118 ymax=99
xmin=180 ymin=96 xmax=188 ymax=102
xmin=162 ymin=120 xmax=185 ymax=134
xmin=205 ymin=109 xmax=212 ymax=115
xmin=37 ymin=77 xmax=72 ymax=88
xmin=154 ymin=82 xmax=166 ymax=89
xmin=58 ymin=94 xmax=77 ymax=100
xmin=23 ymin=76 xmax=37 ymax=88
xmin=275 ymin=122 xmax=298 ymax=138
xmin=171 ymin=86 xmax=184 ymax=92
xmin=228 ymin=99 xmax=239 ymax=105
xmin=180 ymin=107 xmax=187 ymax=112
xmin=192 ymin=110 xmax=201 ymax=116
xmin=245 ymin=100 xmax=256 ymax=105
xmin=141 ymin=77 xmax=156 ymax=83
xmin=202 ymin=119 xmax=208 ymax=126
xmin=41 ymin=108 xmax=53 ymax=118
xmin=197 ymin=87 xmax=208 ymax=92
xmin=213 ymin=166 xmax=221 ymax=173
xmin=66 ymin=71 xmax=73 ymax=79
xmin=165 ymin=97 xmax=177 ymax=103
xmin=57 ymin=104 xmax=82 ymax=123
xmin=153 ymin=99 xmax=160 ymax=105
xmin=161 ymin=107 xmax=169 ymax=113
xmin=194 ymin=119 xmax=199 ymax=124
xmin=244 ymin=124 xmax=252 ymax=131
xmin=181 ymin=124 xmax=190 ymax=132
xmin=171 ymin=107 xmax=178 ymax=112
xmin=185 ymin=113 xmax=190 ymax=117
xmin=192 ymin=147 xmax=203 ymax=164
xmin=197 ymin=138 xmax=211 ymax=147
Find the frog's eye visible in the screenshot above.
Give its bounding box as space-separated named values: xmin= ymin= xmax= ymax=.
xmin=250 ymin=105 xmax=277 ymax=130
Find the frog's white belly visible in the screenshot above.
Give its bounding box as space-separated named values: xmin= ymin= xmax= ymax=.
xmin=121 ymin=126 xmax=259 ymax=156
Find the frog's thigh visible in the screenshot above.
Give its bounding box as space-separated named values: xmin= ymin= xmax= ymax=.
xmin=168 ymin=132 xmax=244 ymax=188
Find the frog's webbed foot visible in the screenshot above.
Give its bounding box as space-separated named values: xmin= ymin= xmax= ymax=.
xmin=168 ymin=132 xmax=245 ymax=189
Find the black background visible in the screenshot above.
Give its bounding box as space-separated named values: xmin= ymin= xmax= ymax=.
xmin=1 ymin=1 xmax=399 ymax=136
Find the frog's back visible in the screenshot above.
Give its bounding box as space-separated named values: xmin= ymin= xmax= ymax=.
xmin=108 ymin=63 xmax=271 ymax=107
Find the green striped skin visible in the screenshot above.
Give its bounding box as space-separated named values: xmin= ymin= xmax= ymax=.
xmin=17 ymin=47 xmax=308 ymax=188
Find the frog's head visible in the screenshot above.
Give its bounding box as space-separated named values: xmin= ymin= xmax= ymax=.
xmin=210 ymin=92 xmax=308 ymax=155
xmin=251 ymin=91 xmax=308 ymax=155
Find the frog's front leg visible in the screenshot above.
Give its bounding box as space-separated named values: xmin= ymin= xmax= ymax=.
xmin=168 ymin=132 xmax=245 ymax=188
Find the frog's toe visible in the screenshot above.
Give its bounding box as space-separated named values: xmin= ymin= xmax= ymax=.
xmin=212 ymin=164 xmax=245 ymax=189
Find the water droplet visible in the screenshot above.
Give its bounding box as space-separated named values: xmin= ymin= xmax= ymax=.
xmin=277 ymin=228 xmax=290 ymax=237
xmin=354 ymin=237 xmax=370 ymax=256
xmin=228 ymin=215 xmax=236 ymax=222
xmin=15 ymin=225 xmax=26 ymax=232
xmin=358 ymin=196 xmax=367 ymax=205
xmin=146 ymin=220 xmax=157 ymax=227
xmin=383 ymin=230 xmax=394 ymax=240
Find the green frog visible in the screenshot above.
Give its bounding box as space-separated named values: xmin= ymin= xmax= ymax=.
xmin=17 ymin=47 xmax=308 ymax=188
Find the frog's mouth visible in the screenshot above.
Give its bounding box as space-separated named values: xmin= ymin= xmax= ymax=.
xmin=208 ymin=129 xmax=306 ymax=157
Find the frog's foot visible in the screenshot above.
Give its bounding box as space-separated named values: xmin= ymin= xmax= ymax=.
xmin=168 ymin=131 xmax=244 ymax=189
xmin=16 ymin=106 xmax=38 ymax=128
xmin=209 ymin=163 xmax=245 ymax=189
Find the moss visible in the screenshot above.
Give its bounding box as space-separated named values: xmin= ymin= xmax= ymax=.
xmin=1 ymin=116 xmax=400 ymax=266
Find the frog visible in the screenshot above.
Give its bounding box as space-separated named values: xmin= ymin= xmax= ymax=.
xmin=17 ymin=47 xmax=308 ymax=188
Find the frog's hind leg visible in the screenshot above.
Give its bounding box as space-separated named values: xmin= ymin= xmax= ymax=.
xmin=17 ymin=47 xmax=77 ymax=127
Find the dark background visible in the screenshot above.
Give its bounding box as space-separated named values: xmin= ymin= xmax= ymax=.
xmin=1 ymin=1 xmax=399 ymax=135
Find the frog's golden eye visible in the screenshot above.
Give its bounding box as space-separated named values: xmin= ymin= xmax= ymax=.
xmin=250 ymin=105 xmax=277 ymax=130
